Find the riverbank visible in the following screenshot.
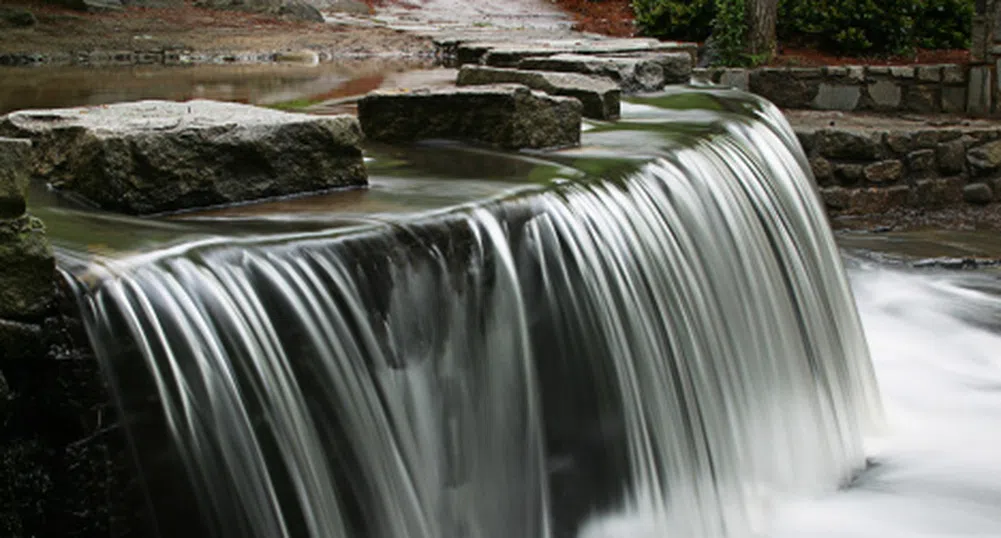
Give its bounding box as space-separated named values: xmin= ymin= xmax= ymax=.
xmin=0 ymin=1 xmax=434 ymax=66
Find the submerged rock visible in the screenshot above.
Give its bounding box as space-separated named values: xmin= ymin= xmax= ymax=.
xmin=0 ymin=100 xmax=367 ymax=215
xmin=457 ymin=65 xmax=620 ymax=120
xmin=358 ymin=85 xmax=581 ymax=150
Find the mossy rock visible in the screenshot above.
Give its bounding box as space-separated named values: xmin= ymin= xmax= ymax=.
xmin=0 ymin=216 xmax=55 ymax=320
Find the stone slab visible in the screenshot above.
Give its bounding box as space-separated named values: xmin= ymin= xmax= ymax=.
xmin=811 ymin=84 xmax=861 ymax=111
xmin=518 ymin=53 xmax=680 ymax=93
xmin=358 ymin=84 xmax=581 ymax=150
xmin=0 ymin=100 xmax=366 ymax=215
xmin=457 ymin=65 xmax=620 ymax=120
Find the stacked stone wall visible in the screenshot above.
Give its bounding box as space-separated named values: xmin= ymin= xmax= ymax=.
xmin=795 ymin=126 xmax=1001 ymax=214
xmin=0 ymin=138 xmax=144 ymax=538
xmin=696 ymin=65 xmax=970 ymax=114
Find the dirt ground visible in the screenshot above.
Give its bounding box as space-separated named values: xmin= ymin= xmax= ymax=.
xmin=0 ymin=1 xmax=433 ymax=57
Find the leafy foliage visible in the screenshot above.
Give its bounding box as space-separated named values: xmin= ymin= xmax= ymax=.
xmin=632 ymin=0 xmax=974 ymax=58
xmin=712 ymin=0 xmax=750 ymax=66
xmin=631 ymin=0 xmax=715 ymax=41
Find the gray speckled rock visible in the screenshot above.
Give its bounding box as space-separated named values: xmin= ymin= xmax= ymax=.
xmin=518 ymin=52 xmax=692 ymax=92
xmin=358 ymin=85 xmax=581 ymax=150
xmin=0 ymin=100 xmax=366 ymax=215
xmin=457 ymin=66 xmax=619 ymax=120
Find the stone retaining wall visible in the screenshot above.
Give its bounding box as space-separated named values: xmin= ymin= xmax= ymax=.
xmin=696 ymin=64 xmax=970 ymax=114
xmin=0 ymin=138 xmax=144 ymax=537
xmin=795 ymin=125 xmax=1001 ymax=214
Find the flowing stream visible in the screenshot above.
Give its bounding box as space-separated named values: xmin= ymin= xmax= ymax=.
xmin=45 ymin=84 xmax=1000 ymax=538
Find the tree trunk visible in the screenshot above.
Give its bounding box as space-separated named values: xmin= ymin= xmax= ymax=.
xmin=746 ymin=0 xmax=778 ymax=62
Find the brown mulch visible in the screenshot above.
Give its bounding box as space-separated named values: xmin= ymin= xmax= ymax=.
xmin=551 ymin=0 xmax=637 ymax=37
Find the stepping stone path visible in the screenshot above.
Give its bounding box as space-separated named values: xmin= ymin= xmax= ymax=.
xmin=329 ymin=0 xmax=698 ymax=148
xmin=457 ymin=65 xmax=620 ymax=120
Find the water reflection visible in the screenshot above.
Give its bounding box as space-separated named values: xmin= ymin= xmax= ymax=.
xmin=0 ymin=58 xmax=432 ymax=114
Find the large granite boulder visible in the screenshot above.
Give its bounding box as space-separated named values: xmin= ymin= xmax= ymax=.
xmin=457 ymin=66 xmax=620 ymax=120
xmin=519 ymin=52 xmax=693 ymax=92
xmin=0 ymin=100 xmax=367 ymax=215
xmin=358 ymin=85 xmax=581 ymax=150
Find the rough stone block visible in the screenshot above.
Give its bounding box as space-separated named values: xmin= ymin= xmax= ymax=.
xmin=718 ymin=69 xmax=749 ymax=91
xmin=889 ymin=66 xmax=915 ymax=79
xmin=941 ymin=64 xmax=966 ymax=84
xmin=906 ymin=149 xmax=936 ymax=176
xmin=823 ymin=66 xmax=848 ymax=77
xmin=820 ymin=186 xmax=849 ymax=210
xmin=0 ymin=138 xmax=31 ymax=219
xmin=834 ymin=163 xmax=864 ymax=185
xmin=968 ymin=65 xmax=992 ymax=114
xmin=967 ymin=139 xmax=1001 ymax=176
xmin=885 ymin=131 xmax=913 ymax=154
xmin=963 ymin=182 xmax=994 ymax=204
xmin=359 ymin=85 xmax=581 ymax=150
xmin=850 ymin=185 xmax=911 ymax=213
xmin=789 ymin=67 xmax=822 ymax=79
xmin=942 ymin=86 xmax=968 ymax=114
xmin=864 ymin=160 xmax=904 ymax=183
xmin=749 ymin=69 xmax=820 ymax=108
xmin=903 ymin=85 xmax=940 ymax=113
xmin=0 ymin=216 xmax=54 ymax=320
xmin=936 ymin=138 xmax=968 ymax=174
xmin=811 ymin=84 xmax=861 ymax=111
xmin=457 ymin=66 xmax=620 ymax=120
xmin=810 ymin=156 xmax=834 ymax=185
xmin=913 ymin=177 xmax=965 ymax=208
xmin=816 ymin=129 xmax=880 ymax=159
xmin=479 ymin=39 xmax=694 ymax=68
xmin=0 ymin=100 xmax=366 ymax=215
xmin=624 ymin=51 xmax=693 ymax=84
xmin=916 ymin=65 xmax=943 ymax=82
xmin=846 ymin=66 xmax=866 ymax=82
xmin=867 ymin=80 xmax=902 ymax=109
xmin=517 ymin=52 xmax=691 ymax=93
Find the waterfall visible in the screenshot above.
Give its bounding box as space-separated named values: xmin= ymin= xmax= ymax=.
xmin=66 ymin=93 xmax=881 ymax=538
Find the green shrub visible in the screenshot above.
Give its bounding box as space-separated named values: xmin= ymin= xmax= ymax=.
xmin=713 ymin=0 xmax=750 ymax=66
xmin=633 ymin=0 xmax=974 ymax=58
xmin=914 ymin=0 xmax=974 ymax=49
xmin=631 ymin=0 xmax=715 ymax=42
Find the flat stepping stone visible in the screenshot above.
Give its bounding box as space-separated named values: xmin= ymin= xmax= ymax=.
xmin=0 ymin=100 xmax=366 ymax=215
xmin=519 ymin=52 xmax=693 ymax=93
xmin=358 ymin=84 xmax=581 ymax=150
xmin=456 ymin=38 xmax=696 ymax=67
xmin=457 ymin=65 xmax=619 ymax=120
